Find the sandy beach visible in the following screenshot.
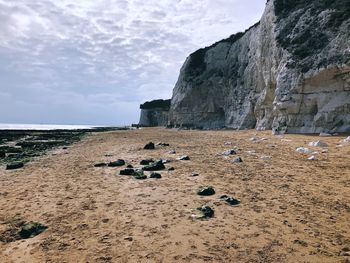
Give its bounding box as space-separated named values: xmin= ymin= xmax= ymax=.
xmin=0 ymin=128 xmax=349 ymax=263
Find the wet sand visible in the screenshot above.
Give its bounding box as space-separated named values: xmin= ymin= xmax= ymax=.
xmin=0 ymin=128 xmax=349 ymax=263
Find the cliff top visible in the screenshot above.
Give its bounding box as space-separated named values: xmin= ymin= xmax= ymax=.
xmin=140 ymin=99 xmax=171 ymax=110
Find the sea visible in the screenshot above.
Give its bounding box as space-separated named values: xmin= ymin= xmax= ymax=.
xmin=0 ymin=123 xmax=95 ymax=130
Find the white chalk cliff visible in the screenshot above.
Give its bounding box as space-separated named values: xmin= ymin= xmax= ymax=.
xmin=166 ymin=0 xmax=350 ymax=133
xmin=138 ymin=99 xmax=170 ymax=127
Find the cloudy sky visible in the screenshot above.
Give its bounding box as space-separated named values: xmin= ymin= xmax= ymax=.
xmin=0 ymin=0 xmax=266 ymax=126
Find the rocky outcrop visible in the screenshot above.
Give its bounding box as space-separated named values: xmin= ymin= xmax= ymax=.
xmin=139 ymin=99 xmax=170 ymax=127
xmin=168 ymin=0 xmax=350 ymax=133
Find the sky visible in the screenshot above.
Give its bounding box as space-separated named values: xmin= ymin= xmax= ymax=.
xmin=0 ymin=0 xmax=266 ymax=126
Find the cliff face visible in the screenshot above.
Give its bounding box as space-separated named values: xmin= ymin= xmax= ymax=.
xmin=138 ymin=99 xmax=170 ymax=127
xmin=168 ymin=0 xmax=350 ymax=133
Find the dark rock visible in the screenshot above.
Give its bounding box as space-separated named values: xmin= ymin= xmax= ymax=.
xmin=150 ymin=172 xmax=162 ymax=179
xmin=233 ymin=157 xmax=243 ymax=163
xmin=132 ymin=170 xmax=147 ymax=180
xmin=168 ymin=167 xmax=175 ymax=171
xmin=142 ymin=160 xmax=165 ymax=171
xmin=223 ymin=149 xmax=237 ymax=156
xmin=144 ymin=142 xmax=155 ymax=150
xmin=197 ymin=205 xmax=214 ymax=218
xmin=293 ymin=239 xmax=308 ymax=247
xmin=161 ymin=159 xmax=171 ymax=164
xmin=108 ymin=159 xmax=125 ymax=167
xmin=177 ymin=155 xmax=190 ymax=160
xmin=132 ymin=169 xmax=144 ymax=177
xmin=62 ymin=147 xmax=68 ymax=150
xmin=220 ymin=195 xmax=240 ymax=205
xmin=6 ymin=153 xmax=20 ymax=159
xmin=0 ymin=151 xmax=5 ymax=158
xmin=18 ymin=222 xmax=48 ymax=239
xmin=140 ymin=159 xmax=154 ymax=165
xmin=94 ymin=163 xmax=107 ymax=167
xmin=197 ymin=186 xmax=215 ymax=196
xmin=120 ymin=168 xmax=135 ymax=175
xmin=158 ymin=143 xmax=170 ymax=147
xmin=191 ymin=173 xmax=199 ymax=177
xmin=126 ymin=164 xmax=133 ymax=168
xmin=135 ymin=175 xmax=147 ymax=180
xmin=168 ymin=150 xmax=176 ymax=154
xmin=124 ymin=236 xmax=133 ymax=241
xmin=6 ymin=162 xmax=24 ymax=170
xmin=0 ymin=146 xmax=22 ymax=153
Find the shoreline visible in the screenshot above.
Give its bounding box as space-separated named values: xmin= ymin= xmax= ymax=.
xmin=0 ymin=127 xmax=131 ymax=169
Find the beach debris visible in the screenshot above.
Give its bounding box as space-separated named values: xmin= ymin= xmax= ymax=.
xmin=191 ymin=172 xmax=199 ymax=177
xmin=158 ymin=142 xmax=170 ymax=147
xmin=94 ymin=163 xmax=107 ymax=167
xmin=126 ymin=164 xmax=133 ymax=168
xmin=197 ymin=186 xmax=215 ymax=196
xmin=144 ymin=142 xmax=155 ymax=150
xmin=108 ymin=159 xmax=125 ymax=167
xmin=220 ymin=195 xmax=240 ymax=206
xmin=168 ymin=150 xmax=176 ymax=154
xmin=308 ymin=140 xmax=328 ymax=147
xmin=295 ymin=147 xmax=313 ymax=154
xmin=224 ymin=141 xmax=232 ymax=145
xmin=142 ymin=160 xmax=165 ymax=171
xmin=260 ymin=155 xmax=272 ymax=161
xmin=308 ymin=155 xmax=317 ymax=161
xmin=120 ymin=168 xmax=135 ymax=175
xmin=266 ymin=144 xmax=277 ymax=148
xmin=6 ymin=162 xmax=24 ymax=170
xmin=233 ymin=157 xmax=243 ymax=163
xmin=177 ymin=155 xmax=190 ymax=161
xmin=18 ymin=222 xmax=48 ymax=239
xmin=124 ymin=236 xmax=133 ymax=241
xmin=150 ymin=172 xmax=162 ymax=179
xmin=251 ymin=137 xmax=268 ymax=143
xmin=222 ymin=149 xmax=236 ymax=156
xmin=246 ymin=150 xmax=257 ymax=155
xmin=319 ymin=133 xmax=332 ymax=137
xmin=140 ymin=159 xmax=154 ymax=165
xmin=340 ymin=247 xmax=350 ymax=257
xmin=197 ymin=205 xmax=215 ymax=218
xmin=168 ymin=167 xmax=175 ymax=171
xmin=341 ymin=136 xmax=350 ymax=143
xmin=293 ymin=239 xmax=308 ymax=247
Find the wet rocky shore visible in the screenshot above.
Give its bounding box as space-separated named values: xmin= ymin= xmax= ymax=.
xmin=0 ymin=127 xmax=127 ymax=169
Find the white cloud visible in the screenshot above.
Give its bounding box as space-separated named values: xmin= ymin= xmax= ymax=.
xmin=0 ymin=0 xmax=266 ymax=125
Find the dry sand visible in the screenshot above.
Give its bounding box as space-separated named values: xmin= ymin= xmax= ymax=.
xmin=0 ymin=128 xmax=349 ymax=263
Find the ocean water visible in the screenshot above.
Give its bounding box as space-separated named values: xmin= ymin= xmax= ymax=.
xmin=0 ymin=123 xmax=94 ymax=130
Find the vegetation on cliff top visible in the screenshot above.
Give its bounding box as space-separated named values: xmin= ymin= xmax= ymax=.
xmin=140 ymin=99 xmax=171 ymax=110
